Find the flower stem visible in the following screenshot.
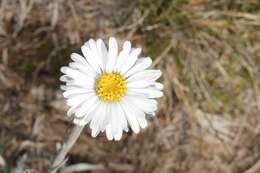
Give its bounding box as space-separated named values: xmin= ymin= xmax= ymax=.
xmin=50 ymin=125 xmax=84 ymax=173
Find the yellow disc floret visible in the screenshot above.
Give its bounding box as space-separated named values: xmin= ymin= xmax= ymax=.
xmin=95 ymin=73 xmax=127 ymax=102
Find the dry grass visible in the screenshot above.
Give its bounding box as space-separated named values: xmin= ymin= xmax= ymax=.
xmin=0 ymin=0 xmax=260 ymax=173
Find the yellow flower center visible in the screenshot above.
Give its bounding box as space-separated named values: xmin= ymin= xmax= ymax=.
xmin=95 ymin=73 xmax=127 ymax=102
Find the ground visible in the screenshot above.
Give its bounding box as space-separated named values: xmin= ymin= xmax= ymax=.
xmin=0 ymin=0 xmax=260 ymax=173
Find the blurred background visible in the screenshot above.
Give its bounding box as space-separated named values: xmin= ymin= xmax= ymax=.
xmin=0 ymin=0 xmax=260 ymax=173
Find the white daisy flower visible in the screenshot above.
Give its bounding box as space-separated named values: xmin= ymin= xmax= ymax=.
xmin=60 ymin=37 xmax=163 ymax=141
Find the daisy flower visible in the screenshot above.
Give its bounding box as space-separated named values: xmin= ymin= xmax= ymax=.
xmin=60 ymin=37 xmax=163 ymax=140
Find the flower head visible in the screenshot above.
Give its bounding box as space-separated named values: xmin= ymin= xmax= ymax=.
xmin=60 ymin=37 xmax=163 ymax=140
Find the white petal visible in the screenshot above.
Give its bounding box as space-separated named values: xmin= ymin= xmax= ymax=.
xmin=63 ymin=88 xmax=94 ymax=98
xmin=60 ymin=67 xmax=95 ymax=83
xmin=59 ymin=75 xmax=72 ymax=82
xmin=116 ymin=103 xmax=128 ymax=133
xmin=120 ymin=98 xmax=140 ymax=133
xmin=120 ymin=48 xmax=141 ymax=74
xmin=95 ymin=103 xmax=108 ymax=131
xmin=123 ymin=96 xmax=148 ymax=129
xmin=147 ymin=89 xmax=163 ymax=98
xmin=97 ymin=39 xmax=108 ymax=70
xmin=126 ymin=70 xmax=162 ymax=83
xmin=100 ymin=103 xmax=111 ymax=132
xmin=114 ymin=127 xmax=123 ymax=141
xmin=115 ymin=41 xmax=131 ymax=72
xmin=125 ymin=88 xmax=148 ymax=98
xmin=70 ymin=53 xmax=89 ymax=65
xmin=73 ymin=99 xmax=101 ymax=126
xmin=81 ymin=44 xmax=101 ymax=74
xmin=136 ymin=112 xmax=148 ymax=129
xmin=60 ymin=85 xmax=67 ymax=90
xmin=67 ymin=93 xmax=95 ymax=107
xmin=61 ymin=84 xmax=84 ymax=91
xmin=127 ymin=80 xmax=153 ymax=89
xmin=137 ymin=115 xmax=148 ymax=129
xmin=74 ymin=95 xmax=99 ymax=118
xmin=123 ymin=41 xmax=131 ymax=50
xmin=60 ymin=75 xmax=94 ymax=88
xmin=90 ymin=102 xmax=107 ymax=137
xmin=127 ymin=87 xmax=163 ymax=98
xmin=65 ymin=78 xmax=95 ymax=89
xmin=106 ymin=124 xmax=113 ymax=141
xmin=154 ymin=82 xmax=164 ymax=90
xmin=67 ymin=105 xmax=79 ymax=117
xmin=124 ymin=95 xmax=158 ymax=114
xmin=88 ymin=39 xmax=104 ymax=71
xmin=82 ymin=101 xmax=102 ymax=125
xmin=149 ymin=112 xmax=156 ymax=116
xmin=68 ymin=62 xmax=97 ymax=78
xmin=124 ymin=57 xmax=152 ymax=78
xmin=110 ymin=104 xmax=120 ymax=139
xmin=123 ymin=126 xmax=129 ymax=132
xmin=106 ymin=37 xmax=118 ymax=72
